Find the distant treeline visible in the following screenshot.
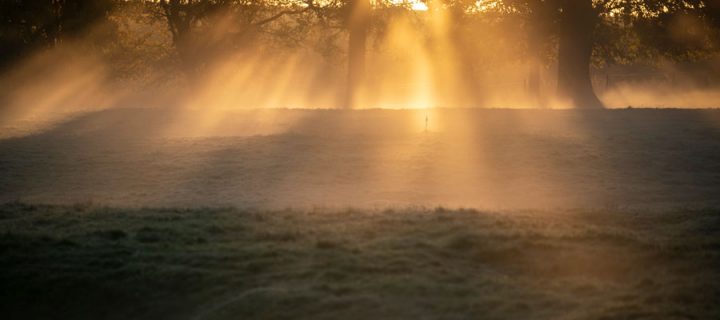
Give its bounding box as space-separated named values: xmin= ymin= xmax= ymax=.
xmin=1 ymin=0 xmax=719 ymax=108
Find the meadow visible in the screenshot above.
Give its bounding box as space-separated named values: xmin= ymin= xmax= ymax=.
xmin=2 ymin=108 xmax=720 ymax=209
xmin=1 ymin=108 xmax=720 ymax=319
xmin=1 ymin=203 xmax=718 ymax=319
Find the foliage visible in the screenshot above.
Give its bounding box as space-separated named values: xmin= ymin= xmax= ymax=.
xmin=0 ymin=0 xmax=719 ymax=85
xmin=0 ymin=0 xmax=117 ymax=70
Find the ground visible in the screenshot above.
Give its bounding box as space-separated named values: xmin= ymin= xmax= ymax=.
xmin=1 ymin=108 xmax=720 ymax=209
xmin=1 ymin=108 xmax=719 ymax=319
xmin=1 ymin=204 xmax=719 ymax=320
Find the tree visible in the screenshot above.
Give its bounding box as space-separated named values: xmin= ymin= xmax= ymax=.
xmin=503 ymin=0 xmax=604 ymax=108
xmin=495 ymin=0 xmax=720 ymax=108
xmin=556 ymin=0 xmax=603 ymax=108
xmin=499 ymin=0 xmax=559 ymax=107
xmin=344 ymin=0 xmax=371 ymax=108
xmin=0 ymin=0 xmax=116 ymax=71
xmin=304 ymin=0 xmax=372 ymax=108
xmin=145 ymin=0 xmax=317 ymax=75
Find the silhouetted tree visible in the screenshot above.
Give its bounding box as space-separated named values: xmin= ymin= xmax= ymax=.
xmin=524 ymin=0 xmax=554 ymax=107
xmin=503 ymin=0 xmax=602 ymax=108
xmin=0 ymin=0 xmax=115 ymax=71
xmin=497 ymin=0 xmax=720 ymax=108
xmin=145 ymin=0 xmax=317 ymax=75
xmin=556 ymin=0 xmax=603 ymax=108
xmin=501 ymin=0 xmax=558 ymax=107
xmin=344 ymin=0 xmax=371 ymax=108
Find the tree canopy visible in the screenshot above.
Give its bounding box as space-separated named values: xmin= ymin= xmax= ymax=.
xmin=1 ymin=0 xmax=718 ymax=107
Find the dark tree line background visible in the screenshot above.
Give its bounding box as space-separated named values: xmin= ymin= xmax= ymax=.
xmin=0 ymin=0 xmax=115 ymax=68
xmin=1 ymin=0 xmax=719 ymax=108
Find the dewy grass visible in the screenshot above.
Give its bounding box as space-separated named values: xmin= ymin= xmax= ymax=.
xmin=1 ymin=203 xmax=718 ymax=320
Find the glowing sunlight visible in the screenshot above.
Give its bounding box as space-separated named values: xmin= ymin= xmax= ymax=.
xmin=1 ymin=1 xmax=720 ymax=319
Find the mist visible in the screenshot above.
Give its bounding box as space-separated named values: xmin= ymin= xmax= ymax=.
xmin=0 ymin=2 xmax=718 ymax=225
xmin=2 ymin=0 xmax=718 ymax=134
xmin=1 ymin=1 xmax=718 ymax=209
xmin=3 ymin=2 xmax=720 ymax=319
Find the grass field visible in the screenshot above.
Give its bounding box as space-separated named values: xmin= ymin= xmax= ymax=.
xmin=1 ymin=203 xmax=719 ymax=320
xmin=2 ymin=108 xmax=720 ymax=209
xmin=1 ymin=108 xmax=719 ymax=319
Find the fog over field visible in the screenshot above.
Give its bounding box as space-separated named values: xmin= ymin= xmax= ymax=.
xmin=1 ymin=108 xmax=719 ymax=210
xmin=2 ymin=0 xmax=720 ymax=319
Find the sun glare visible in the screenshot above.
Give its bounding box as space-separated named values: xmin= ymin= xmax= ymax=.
xmin=391 ymin=0 xmax=428 ymax=11
xmin=411 ymin=1 xmax=428 ymax=11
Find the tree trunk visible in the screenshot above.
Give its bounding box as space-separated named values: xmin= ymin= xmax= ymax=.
xmin=556 ymin=0 xmax=603 ymax=108
xmin=344 ymin=0 xmax=370 ymax=109
xmin=527 ymin=0 xmax=559 ymax=108
xmin=528 ymin=59 xmax=542 ymax=107
xmin=527 ymin=27 xmax=543 ymax=108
